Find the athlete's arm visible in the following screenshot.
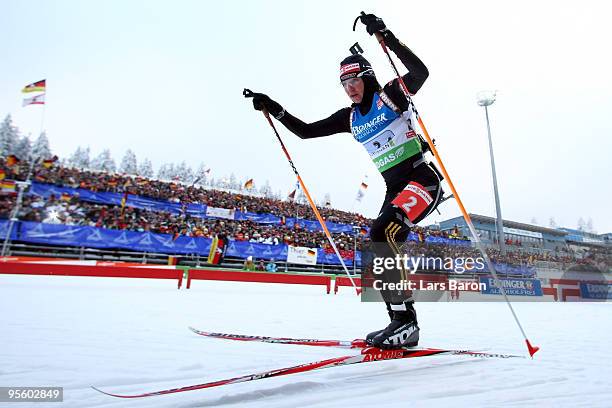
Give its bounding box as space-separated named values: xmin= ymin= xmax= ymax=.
xmin=250 ymin=92 xmax=351 ymax=139
xmin=383 ymin=30 xmax=429 ymax=95
xmin=359 ymin=14 xmax=429 ymax=95
xmin=278 ymin=108 xmax=351 ymax=139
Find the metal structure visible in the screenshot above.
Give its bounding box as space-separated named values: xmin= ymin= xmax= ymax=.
xmin=477 ymin=91 xmax=506 ymax=255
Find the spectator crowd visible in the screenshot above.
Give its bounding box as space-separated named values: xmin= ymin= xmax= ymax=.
xmin=2 ymin=157 xmax=610 ymax=271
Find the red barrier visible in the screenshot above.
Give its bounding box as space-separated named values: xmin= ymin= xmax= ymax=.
xmin=562 ymin=288 xmax=581 ymax=301
xmin=0 ymin=261 xmax=183 ymax=288
xmin=543 ymin=286 xmax=558 ymax=301
xmin=187 ymin=269 xmax=331 ymax=294
xmin=1 ymin=260 xmax=331 ymax=293
xmin=334 ymin=276 xmax=362 ymax=294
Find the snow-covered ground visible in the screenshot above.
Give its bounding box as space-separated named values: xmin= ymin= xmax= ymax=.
xmin=1 ymin=273 xmax=610 ymax=407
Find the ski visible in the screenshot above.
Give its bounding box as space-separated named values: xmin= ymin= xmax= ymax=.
xmin=92 ymin=346 xmax=524 ymax=398
xmin=188 ymin=326 xmax=367 ymax=348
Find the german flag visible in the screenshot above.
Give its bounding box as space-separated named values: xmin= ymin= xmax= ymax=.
xmin=360 ymin=227 xmax=368 ymax=235
xmin=6 ymin=155 xmax=20 ymax=167
xmin=0 ymin=169 xmax=5 ymax=181
xmin=120 ymin=191 xmax=129 ymax=214
xmin=287 ymin=189 xmax=296 ymax=201
xmin=22 ymin=79 xmax=46 ymax=93
xmin=96 ymin=208 xmax=106 ymax=227
xmin=42 ymin=155 xmax=58 ymax=169
xmin=60 ymin=192 xmax=71 ymax=201
xmin=244 ymin=178 xmax=254 ymax=190
xmin=1 ymin=180 xmax=16 ymax=192
xmin=307 ymin=249 xmax=316 ymax=256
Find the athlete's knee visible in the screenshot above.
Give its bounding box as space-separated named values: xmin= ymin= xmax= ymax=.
xmin=369 ymin=218 xmax=388 ymax=243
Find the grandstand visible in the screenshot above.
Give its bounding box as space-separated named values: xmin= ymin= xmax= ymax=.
xmin=1 ymin=156 xmax=610 ymax=275
xmin=439 ymin=214 xmax=611 ymax=273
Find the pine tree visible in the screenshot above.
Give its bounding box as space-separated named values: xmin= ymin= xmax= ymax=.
xmin=119 ymin=149 xmax=138 ymax=175
xmin=14 ymin=135 xmax=32 ymax=160
xmin=157 ymin=163 xmax=175 ymax=180
xmin=586 ymin=218 xmax=594 ymax=233
xmin=195 ymin=162 xmax=209 ymax=184
xmin=229 ymin=173 xmax=238 ymax=190
xmin=91 ymin=149 xmax=116 ymax=173
xmin=175 ymin=161 xmax=194 ymax=183
xmin=259 ymin=180 xmax=273 ymax=197
xmin=0 ymin=114 xmax=19 ymax=157
xmin=324 ymin=193 xmax=332 ymax=207
xmin=139 ymin=158 xmax=154 ymax=178
xmin=31 ymin=131 xmax=52 ymax=159
xmin=68 ymin=146 xmax=91 ymax=169
xmin=577 ymin=217 xmax=586 ymax=231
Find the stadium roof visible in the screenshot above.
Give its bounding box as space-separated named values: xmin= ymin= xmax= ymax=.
xmin=453 ymin=214 xmax=569 ymax=236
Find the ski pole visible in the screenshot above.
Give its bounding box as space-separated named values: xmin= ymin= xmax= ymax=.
xmin=356 ymin=13 xmax=539 ymax=357
xmin=243 ymin=89 xmax=362 ymax=295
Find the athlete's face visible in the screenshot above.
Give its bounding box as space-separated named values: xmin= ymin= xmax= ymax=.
xmin=342 ymin=78 xmax=364 ymax=104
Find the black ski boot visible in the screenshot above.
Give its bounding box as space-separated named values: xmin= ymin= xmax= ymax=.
xmin=365 ymin=302 xmax=394 ymax=343
xmin=366 ymin=302 xmax=419 ymax=349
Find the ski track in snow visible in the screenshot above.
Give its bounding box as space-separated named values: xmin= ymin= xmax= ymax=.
xmin=1 ymin=274 xmax=610 ymax=408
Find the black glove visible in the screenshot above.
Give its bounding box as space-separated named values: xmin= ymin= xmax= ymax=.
xmin=360 ymin=13 xmax=386 ymax=36
xmin=251 ymin=93 xmax=285 ymax=119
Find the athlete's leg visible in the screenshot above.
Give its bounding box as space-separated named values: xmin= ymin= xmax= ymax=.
xmin=366 ymin=163 xmax=443 ymax=349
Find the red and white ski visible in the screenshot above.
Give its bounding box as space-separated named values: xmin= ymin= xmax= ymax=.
xmin=92 ymin=343 xmax=524 ymax=398
xmin=188 ymin=326 xmax=368 ymax=348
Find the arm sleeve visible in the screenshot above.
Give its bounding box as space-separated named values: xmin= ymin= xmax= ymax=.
xmin=383 ymin=31 xmax=429 ymax=95
xmin=278 ymin=107 xmax=352 ymax=139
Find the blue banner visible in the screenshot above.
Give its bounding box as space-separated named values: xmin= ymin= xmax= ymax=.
xmin=9 ymin=221 xmax=360 ymax=265
xmin=28 ymin=182 xmax=362 ymax=234
xmin=0 ymin=219 xmax=18 ymax=240
xmin=479 ymin=277 xmax=543 ymax=296
xmin=17 ymin=221 xmax=212 ymax=255
xmin=405 ymin=231 xmax=472 ymax=247
xmin=225 ymin=240 xmax=288 ymax=261
xmin=224 ymin=240 xmax=360 ymax=265
xmin=579 ymin=283 xmax=612 ymax=300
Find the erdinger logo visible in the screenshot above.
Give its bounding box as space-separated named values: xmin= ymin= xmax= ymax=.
xmin=352 ymin=113 xmax=388 ymax=138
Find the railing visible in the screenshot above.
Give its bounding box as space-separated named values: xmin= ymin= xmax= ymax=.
xmin=2 ymin=241 xmax=362 ymax=275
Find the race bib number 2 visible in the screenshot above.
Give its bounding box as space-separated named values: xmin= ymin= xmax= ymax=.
xmin=391 ymin=182 xmax=433 ymax=222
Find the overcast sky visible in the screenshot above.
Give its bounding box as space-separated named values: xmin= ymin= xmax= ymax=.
xmin=1 ymin=0 xmax=611 ymax=233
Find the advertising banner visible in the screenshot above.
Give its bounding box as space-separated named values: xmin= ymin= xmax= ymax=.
xmin=579 ymin=283 xmax=612 ymax=300
xmin=287 ymin=246 xmax=318 ymax=265
xmin=480 ymin=277 xmax=543 ymax=296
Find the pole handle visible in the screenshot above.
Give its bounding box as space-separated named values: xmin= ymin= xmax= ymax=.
xmin=352 ymin=11 xmax=366 ymax=31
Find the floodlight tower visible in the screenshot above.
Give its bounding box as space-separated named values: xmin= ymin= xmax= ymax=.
xmin=477 ymin=91 xmax=506 ymax=255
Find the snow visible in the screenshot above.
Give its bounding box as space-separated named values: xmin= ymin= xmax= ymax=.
xmin=1 ymin=273 xmax=610 ymax=407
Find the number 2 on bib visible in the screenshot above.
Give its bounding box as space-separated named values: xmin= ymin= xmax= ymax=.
xmin=391 ymin=182 xmax=433 ymax=223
